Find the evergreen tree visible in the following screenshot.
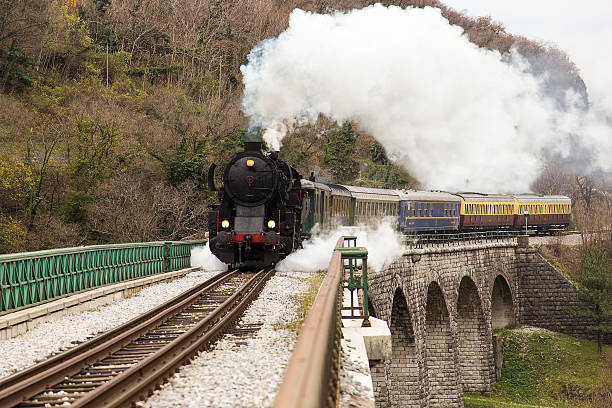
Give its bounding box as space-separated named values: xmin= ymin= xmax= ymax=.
xmin=570 ymin=244 xmax=612 ymax=354
xmin=321 ymin=121 xmax=359 ymax=183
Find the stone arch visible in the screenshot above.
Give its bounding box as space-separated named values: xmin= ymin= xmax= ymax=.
xmin=384 ymin=287 xmax=420 ymax=407
xmin=491 ymin=275 xmax=516 ymax=329
xmin=456 ymin=276 xmax=491 ymax=392
xmin=425 ymin=281 xmax=461 ymax=406
xmin=367 ymin=296 xmax=378 ymax=319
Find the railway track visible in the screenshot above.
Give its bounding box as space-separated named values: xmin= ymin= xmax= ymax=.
xmin=0 ymin=268 xmax=274 ymax=408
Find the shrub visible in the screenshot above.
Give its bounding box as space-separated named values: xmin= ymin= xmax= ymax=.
xmin=0 ymin=155 xmax=35 ymax=210
xmin=0 ymin=216 xmax=27 ymax=254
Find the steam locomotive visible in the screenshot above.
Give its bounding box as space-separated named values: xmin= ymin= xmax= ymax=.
xmin=207 ymin=133 xmax=304 ymax=268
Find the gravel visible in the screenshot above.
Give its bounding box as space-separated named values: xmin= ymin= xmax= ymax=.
xmin=529 ymin=233 xmax=582 ymax=246
xmin=142 ymin=271 xmax=311 ymax=408
xmin=0 ymin=269 xmax=217 ymax=379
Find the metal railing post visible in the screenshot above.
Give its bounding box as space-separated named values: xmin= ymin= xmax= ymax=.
xmin=360 ymin=255 xmax=370 ymax=327
xmin=335 ymin=240 xmax=370 ymax=328
xmin=163 ymin=241 xmax=172 ymax=273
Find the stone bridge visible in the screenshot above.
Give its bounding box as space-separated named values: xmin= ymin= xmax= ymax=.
xmin=366 ymin=239 xmax=587 ymax=408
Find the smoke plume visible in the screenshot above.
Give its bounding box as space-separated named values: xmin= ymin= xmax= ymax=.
xmin=240 ymin=4 xmax=612 ymax=192
xmin=191 ymin=243 xmax=228 ymax=272
xmin=276 ymin=221 xmax=404 ymax=273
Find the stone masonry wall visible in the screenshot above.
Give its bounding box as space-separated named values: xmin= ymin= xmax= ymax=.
xmin=516 ymin=248 xmax=611 ymax=342
xmin=456 ymin=279 xmax=490 ymax=392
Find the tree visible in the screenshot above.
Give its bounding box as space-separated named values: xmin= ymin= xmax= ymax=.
xmin=570 ymin=244 xmax=612 ymax=354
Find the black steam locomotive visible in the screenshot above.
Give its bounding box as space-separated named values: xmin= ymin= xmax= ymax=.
xmin=207 ymin=132 xmax=304 ymax=268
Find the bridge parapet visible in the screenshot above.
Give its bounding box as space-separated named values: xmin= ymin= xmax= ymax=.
xmin=403 ymin=240 xmax=518 ymax=257
xmin=404 ymin=231 xmax=519 ymax=249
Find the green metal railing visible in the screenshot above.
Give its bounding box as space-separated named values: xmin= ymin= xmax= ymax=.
xmin=404 ymin=231 xmax=519 ymax=248
xmin=335 ymin=236 xmax=370 ymax=327
xmin=0 ymin=240 xmax=206 ymax=314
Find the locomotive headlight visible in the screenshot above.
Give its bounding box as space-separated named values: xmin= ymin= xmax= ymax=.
xmin=267 ymin=220 xmax=276 ymax=229
xmin=221 ymin=220 xmax=230 ymax=229
xmin=246 ymin=159 xmax=255 ymax=167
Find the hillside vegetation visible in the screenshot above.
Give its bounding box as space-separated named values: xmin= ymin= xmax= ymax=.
xmin=0 ymin=0 xmax=596 ymax=252
xmin=465 ymin=327 xmax=611 ymax=408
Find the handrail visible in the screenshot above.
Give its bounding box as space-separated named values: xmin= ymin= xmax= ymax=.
xmin=0 ymin=240 xmax=206 ymax=262
xmin=404 ymin=231 xmax=519 ymax=248
xmin=0 ymin=240 xmax=207 ymax=313
xmin=274 ymin=236 xmax=345 ymax=408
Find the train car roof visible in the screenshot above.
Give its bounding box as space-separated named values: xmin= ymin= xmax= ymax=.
xmin=325 ymin=184 xmax=352 ymax=197
xmin=393 ymin=190 xmax=460 ymax=202
xmin=300 ymin=179 xmax=331 ymax=192
xmin=513 ymin=194 xmax=571 ymax=203
xmin=339 ymin=185 xmax=400 ymax=201
xmin=454 ymin=192 xmax=515 ymax=202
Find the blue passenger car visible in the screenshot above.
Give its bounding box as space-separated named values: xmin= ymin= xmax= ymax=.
xmin=395 ymin=190 xmax=460 ymax=234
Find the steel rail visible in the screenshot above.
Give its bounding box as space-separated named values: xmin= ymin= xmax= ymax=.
xmin=274 ymin=237 xmax=344 ymax=408
xmin=70 ymin=268 xmax=273 ymax=408
xmin=0 ymin=270 xmax=238 ymax=407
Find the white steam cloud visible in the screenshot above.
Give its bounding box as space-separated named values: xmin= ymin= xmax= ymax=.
xmin=191 ymin=243 xmax=228 ymax=272
xmin=241 ymin=4 xmax=612 ymax=192
xmin=275 ymin=221 xmax=404 ymax=273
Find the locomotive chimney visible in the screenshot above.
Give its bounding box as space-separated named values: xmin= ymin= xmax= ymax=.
xmin=244 ymin=128 xmax=263 ymax=152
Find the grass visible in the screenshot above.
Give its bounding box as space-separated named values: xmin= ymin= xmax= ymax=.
xmin=276 ymin=271 xmax=326 ymax=336
xmin=534 ymin=242 xmax=581 ymax=282
xmin=465 ymin=326 xmax=612 ymax=408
